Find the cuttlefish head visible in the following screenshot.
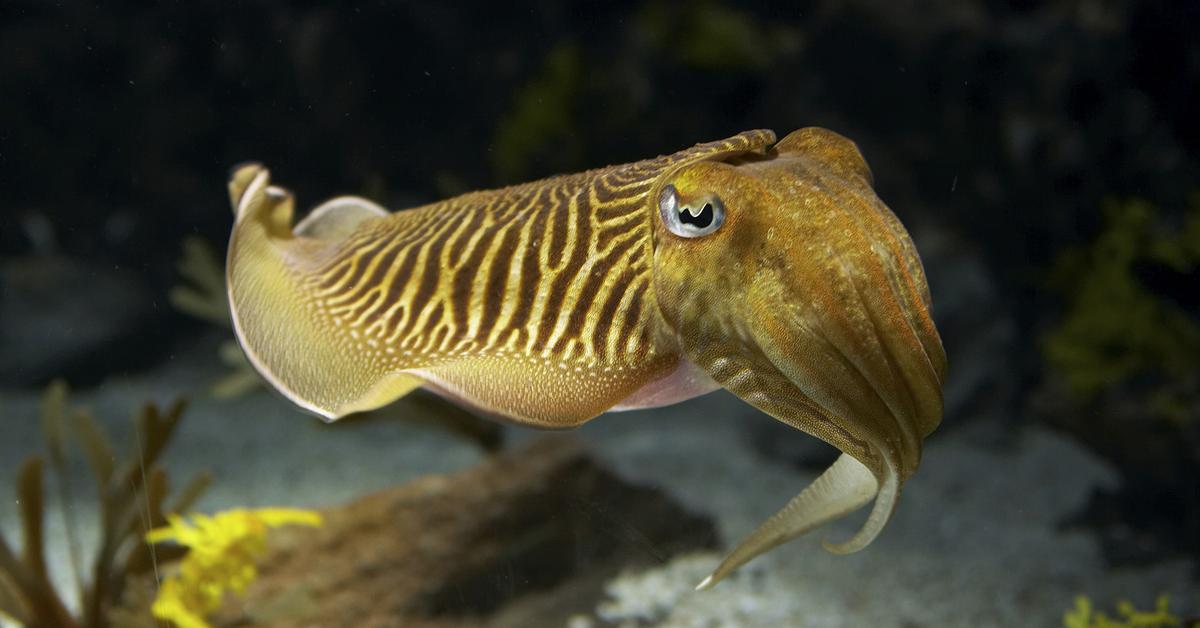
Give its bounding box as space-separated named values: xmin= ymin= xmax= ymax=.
xmin=648 ymin=128 xmax=946 ymax=589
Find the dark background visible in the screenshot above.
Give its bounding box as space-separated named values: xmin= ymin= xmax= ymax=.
xmin=2 ymin=0 xmax=1198 ymax=567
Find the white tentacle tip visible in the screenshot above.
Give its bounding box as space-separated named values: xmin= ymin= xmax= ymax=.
xmin=695 ymin=574 xmax=716 ymax=591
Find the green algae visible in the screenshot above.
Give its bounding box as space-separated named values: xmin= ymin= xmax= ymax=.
xmin=1042 ymin=197 xmax=1200 ymax=418
xmin=491 ymin=43 xmax=584 ymax=184
xmin=1064 ymin=594 xmax=1191 ymax=628
xmin=635 ymin=1 xmax=800 ymax=73
xmin=169 ymin=236 xmax=262 ymax=399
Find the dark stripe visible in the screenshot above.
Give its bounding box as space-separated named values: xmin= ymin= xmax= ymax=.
xmin=401 ymin=217 xmax=460 ymax=337
xmin=594 ymin=192 xmax=646 ymax=224
xmin=587 ymin=265 xmax=637 ymax=361
xmin=324 ymin=242 xmax=387 ymax=307
xmin=505 ymin=204 xmax=550 ymax=336
xmin=531 ymin=187 xmax=591 ymax=349
xmin=426 ymin=322 xmax=450 ymax=355
xmin=594 ymin=217 xmax=643 ymax=253
xmin=344 ymin=234 xmax=419 ymax=318
xmin=613 ymin=279 xmax=648 ymax=358
xmin=372 ymin=239 xmax=423 ymax=330
xmin=449 ymin=228 xmax=496 ymax=342
xmin=343 ymin=288 xmax=382 ymax=323
xmin=552 ymin=233 xmax=642 ymax=353
xmin=544 ymin=185 xmax=570 ymax=269
xmin=313 ymin=259 xmax=356 ymax=295
xmin=422 ymin=302 xmax=446 ymax=339
xmin=477 ymin=224 xmax=519 ymax=337
xmin=446 ymin=206 xmax=487 ymax=268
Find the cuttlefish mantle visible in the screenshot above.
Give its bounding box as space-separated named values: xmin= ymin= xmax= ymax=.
xmin=224 ymin=128 xmax=946 ymax=589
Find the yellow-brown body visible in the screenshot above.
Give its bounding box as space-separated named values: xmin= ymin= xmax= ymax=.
xmin=225 ymin=128 xmax=946 ymax=588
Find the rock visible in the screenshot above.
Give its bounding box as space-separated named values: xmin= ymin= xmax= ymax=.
xmin=137 ymin=436 xmax=716 ymax=628
xmin=1033 ymin=377 xmax=1200 ymax=568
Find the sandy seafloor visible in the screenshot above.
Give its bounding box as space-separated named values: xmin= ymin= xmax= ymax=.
xmin=1 ymin=337 xmax=1195 ymax=628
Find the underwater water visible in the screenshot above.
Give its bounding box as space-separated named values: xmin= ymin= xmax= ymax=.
xmin=2 ymin=2 xmax=1198 ymax=627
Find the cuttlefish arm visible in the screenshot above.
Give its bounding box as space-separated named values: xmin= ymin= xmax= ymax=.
xmin=697 ymin=452 xmax=880 ymax=590
xmin=649 ymin=128 xmax=945 ymax=589
xmin=224 ymin=128 xmax=945 ymax=590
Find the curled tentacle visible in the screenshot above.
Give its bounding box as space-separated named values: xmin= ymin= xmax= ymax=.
xmin=697 ymin=452 xmax=881 ymax=590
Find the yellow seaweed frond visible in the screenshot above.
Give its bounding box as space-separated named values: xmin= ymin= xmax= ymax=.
xmin=146 ymin=508 xmax=323 ymax=628
xmin=1064 ymin=594 xmax=1182 ymax=628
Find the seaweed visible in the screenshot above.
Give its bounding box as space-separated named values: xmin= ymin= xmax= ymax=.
xmin=635 ymin=0 xmax=799 ymax=73
xmin=1064 ymin=594 xmax=1196 ymax=628
xmin=145 ymin=508 xmax=322 ymax=627
xmin=168 ymin=236 xmax=230 ymax=327
xmin=491 ymin=43 xmax=584 ymax=184
xmin=169 ymin=236 xmax=262 ymax=399
xmin=1042 ymin=197 xmax=1200 ymax=408
xmin=0 ymin=381 xmax=210 ymax=627
xmin=1039 ymin=197 xmax=1200 ymax=566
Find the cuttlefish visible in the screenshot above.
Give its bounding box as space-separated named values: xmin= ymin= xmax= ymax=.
xmin=225 ymin=128 xmax=946 ymax=589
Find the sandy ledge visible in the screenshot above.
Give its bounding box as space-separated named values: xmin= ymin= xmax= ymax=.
xmin=1 ymin=341 xmax=1194 ymax=627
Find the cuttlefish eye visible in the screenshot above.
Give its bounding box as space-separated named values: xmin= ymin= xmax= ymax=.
xmin=659 ymin=184 xmax=725 ymax=238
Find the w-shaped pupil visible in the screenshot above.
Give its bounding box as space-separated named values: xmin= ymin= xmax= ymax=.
xmin=679 ymin=203 xmax=714 ymax=229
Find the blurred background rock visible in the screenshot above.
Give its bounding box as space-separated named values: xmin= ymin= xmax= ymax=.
xmin=2 ymin=0 xmax=1197 ymax=570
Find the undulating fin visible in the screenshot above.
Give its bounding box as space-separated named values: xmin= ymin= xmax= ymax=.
xmin=228 ymin=163 xmax=295 ymax=238
xmin=293 ymin=196 xmax=389 ymax=241
xmin=225 ymin=167 xmax=423 ymax=420
xmin=228 ymin=162 xmax=264 ymax=211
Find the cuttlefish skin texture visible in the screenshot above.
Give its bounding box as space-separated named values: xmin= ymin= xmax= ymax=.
xmin=225 ymin=128 xmax=946 ymax=589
